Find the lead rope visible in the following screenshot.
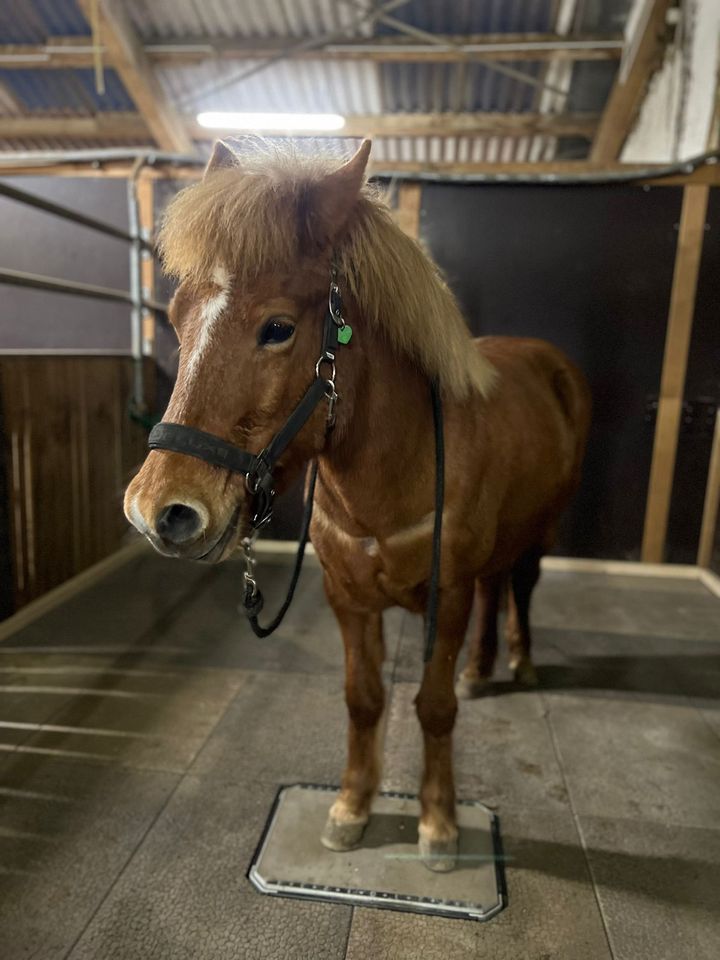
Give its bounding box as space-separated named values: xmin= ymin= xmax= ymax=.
xmin=424 ymin=379 xmax=444 ymax=662
xmin=241 ymin=461 xmax=318 ymax=638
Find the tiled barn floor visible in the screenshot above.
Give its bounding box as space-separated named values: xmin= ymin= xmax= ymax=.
xmin=1 ymin=547 xmax=719 ymax=960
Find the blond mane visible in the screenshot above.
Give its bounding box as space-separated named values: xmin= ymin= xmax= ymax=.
xmin=159 ymin=143 xmax=495 ymax=400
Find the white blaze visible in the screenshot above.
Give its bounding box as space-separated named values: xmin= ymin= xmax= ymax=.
xmin=186 ymin=264 xmax=231 ymax=380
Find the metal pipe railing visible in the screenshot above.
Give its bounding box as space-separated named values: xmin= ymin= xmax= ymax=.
xmin=0 ymin=156 xmax=178 ymax=421
xmin=127 ymin=160 xmax=147 ymax=415
xmin=0 ymin=267 xmax=166 ymax=313
xmin=0 ymin=181 xmax=153 ymax=250
xmin=0 ymin=148 xmax=203 ymax=168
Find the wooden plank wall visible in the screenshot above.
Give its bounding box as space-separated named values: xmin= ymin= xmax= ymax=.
xmin=0 ymin=356 xmax=151 ymax=613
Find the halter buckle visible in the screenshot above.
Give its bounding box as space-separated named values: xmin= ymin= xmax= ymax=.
xmin=315 ymin=353 xmax=336 ymax=382
xmin=328 ymin=280 xmax=345 ymax=328
xmin=245 ymin=452 xmax=269 ymax=495
xmin=245 ymin=454 xmax=275 ymax=529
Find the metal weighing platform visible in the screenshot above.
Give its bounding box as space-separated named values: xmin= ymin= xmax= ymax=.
xmin=248 ymin=784 xmax=506 ymax=922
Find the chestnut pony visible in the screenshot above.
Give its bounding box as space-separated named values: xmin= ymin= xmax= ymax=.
xmin=125 ymin=139 xmax=590 ymax=872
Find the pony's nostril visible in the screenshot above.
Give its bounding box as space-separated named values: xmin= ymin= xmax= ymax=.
xmin=155 ymin=503 xmax=203 ymax=545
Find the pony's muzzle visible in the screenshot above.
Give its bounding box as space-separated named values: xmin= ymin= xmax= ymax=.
xmin=124 ymin=452 xmax=246 ymax=562
xmin=125 ymin=486 xmax=211 ymax=553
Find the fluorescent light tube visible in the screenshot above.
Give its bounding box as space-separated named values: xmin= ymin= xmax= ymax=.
xmin=197 ymin=112 xmax=346 ymax=132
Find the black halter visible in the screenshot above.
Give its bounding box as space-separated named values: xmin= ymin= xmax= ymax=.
xmin=147 ymin=271 xmax=445 ymax=661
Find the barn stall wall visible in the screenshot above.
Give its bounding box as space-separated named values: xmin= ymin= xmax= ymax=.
xmin=0 ymin=177 xmax=132 ymax=350
xmin=0 ymin=355 xmax=152 ymax=614
xmin=0 ymin=177 xmax=153 ymax=616
xmin=418 ymin=181 xmax=717 ymax=563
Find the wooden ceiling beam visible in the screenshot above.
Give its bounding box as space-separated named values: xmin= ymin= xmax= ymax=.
xmin=0 ymin=42 xmax=95 ymax=69
xmin=0 ymin=112 xmax=599 ymax=141
xmin=0 ymin=33 xmax=624 ymax=68
xmin=590 ymin=0 xmax=674 ymax=162
xmin=364 ymin=161 xmax=720 ymax=186
xmin=196 ymin=112 xmax=600 ymax=139
xmin=75 ymin=1 xmax=194 ymax=154
xmin=0 ymin=114 xmax=151 ymax=140
xmin=149 ymin=32 xmax=624 ymax=64
xmin=0 ymin=160 xmax=716 ymax=187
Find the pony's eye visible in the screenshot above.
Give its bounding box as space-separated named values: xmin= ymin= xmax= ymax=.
xmin=258 ymin=317 xmax=295 ymax=347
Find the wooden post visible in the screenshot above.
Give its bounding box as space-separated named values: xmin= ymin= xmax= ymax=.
xmin=590 ymin=0 xmax=672 ymax=161
xmin=395 ymin=182 xmax=422 ymax=240
xmin=697 ymin=410 xmax=720 ymax=568
xmin=137 ymin=174 xmax=155 ymax=357
xmin=641 ymin=184 xmax=709 ymax=562
xmin=76 ymin=0 xmax=194 ymax=153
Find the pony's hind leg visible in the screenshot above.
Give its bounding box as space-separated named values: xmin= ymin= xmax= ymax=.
xmin=415 ymin=582 xmax=474 ymax=872
xmin=506 ymin=547 xmax=542 ymax=686
xmin=455 ymin=574 xmax=504 ymax=699
xmin=321 ymin=590 xmax=385 ymax=852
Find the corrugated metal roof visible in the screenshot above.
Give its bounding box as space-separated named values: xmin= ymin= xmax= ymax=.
xmin=121 ymin=0 xmax=563 ymax=41
xmin=380 ymin=61 xmax=543 ymax=113
xmin=0 ymin=69 xmax=136 ymax=114
xmin=0 ymin=0 xmax=636 ymax=46
xmin=0 ymin=136 xmax=149 ymax=151
xmin=160 ymin=58 xmax=548 ymax=117
xmin=158 ymin=60 xmax=384 ymax=114
xmin=0 ymin=0 xmax=629 ymax=161
xmin=565 ymin=60 xmax=618 ymax=113
xmin=0 ymin=0 xmax=88 ymax=43
xmin=190 ymin=132 xmax=567 ymax=166
xmin=576 ymin=0 xmax=632 ymax=33
xmin=123 ymin=0 xmax=376 ymax=41
xmin=372 ymin=134 xmax=562 ymax=165
xmin=376 ymin=0 xmax=555 ymax=35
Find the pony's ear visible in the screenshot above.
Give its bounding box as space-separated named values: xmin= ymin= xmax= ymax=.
xmin=306 ymin=139 xmax=371 ymax=245
xmin=203 ymin=140 xmax=238 ymax=179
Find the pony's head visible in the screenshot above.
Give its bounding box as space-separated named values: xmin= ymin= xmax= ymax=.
xmin=124 ymin=139 xmax=493 ymax=561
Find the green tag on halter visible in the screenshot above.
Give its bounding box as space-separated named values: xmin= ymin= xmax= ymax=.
xmin=337 ymin=324 xmax=353 ymax=345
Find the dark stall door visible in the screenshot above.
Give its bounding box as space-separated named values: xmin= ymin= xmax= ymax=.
xmin=420 ymin=183 xmax=682 ymax=560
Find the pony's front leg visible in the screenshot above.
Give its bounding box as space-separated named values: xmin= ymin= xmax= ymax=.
xmin=415 ymin=582 xmax=474 ymax=872
xmin=321 ymin=587 xmax=385 ymax=852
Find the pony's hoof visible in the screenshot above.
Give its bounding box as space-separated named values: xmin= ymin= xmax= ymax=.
xmin=455 ymin=671 xmax=490 ymax=700
xmin=419 ymin=834 xmax=458 ymax=873
xmin=512 ymin=658 xmax=538 ymax=687
xmin=320 ymin=814 xmax=367 ymax=852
